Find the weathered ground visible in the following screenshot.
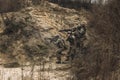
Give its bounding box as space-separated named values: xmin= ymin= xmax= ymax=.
xmin=0 ymin=63 xmax=72 ymax=80
xmin=0 ymin=1 xmax=88 ymax=80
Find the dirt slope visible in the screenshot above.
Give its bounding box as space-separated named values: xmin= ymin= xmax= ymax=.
xmin=0 ymin=1 xmax=88 ymax=80
xmin=0 ymin=1 xmax=87 ymax=64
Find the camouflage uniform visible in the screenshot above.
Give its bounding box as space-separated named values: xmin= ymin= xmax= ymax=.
xmin=66 ymin=32 xmax=75 ymax=61
xmin=74 ymin=25 xmax=86 ymax=50
xmin=54 ymin=36 xmax=66 ymax=63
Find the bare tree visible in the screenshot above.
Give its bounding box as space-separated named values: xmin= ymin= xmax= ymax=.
xmin=73 ymin=0 xmax=120 ymax=80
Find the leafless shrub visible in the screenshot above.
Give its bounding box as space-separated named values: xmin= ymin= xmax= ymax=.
xmin=73 ymin=0 xmax=120 ymax=80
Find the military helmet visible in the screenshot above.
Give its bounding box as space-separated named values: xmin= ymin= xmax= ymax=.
xmin=77 ymin=24 xmax=85 ymax=30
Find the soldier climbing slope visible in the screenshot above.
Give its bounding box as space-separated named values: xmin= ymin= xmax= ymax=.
xmin=52 ymin=35 xmax=67 ymax=64
xmin=58 ymin=24 xmax=86 ymax=61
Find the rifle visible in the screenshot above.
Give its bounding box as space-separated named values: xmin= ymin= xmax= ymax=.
xmin=44 ymin=36 xmax=58 ymax=43
xmin=59 ymin=27 xmax=77 ymax=33
xmin=59 ymin=29 xmax=72 ymax=32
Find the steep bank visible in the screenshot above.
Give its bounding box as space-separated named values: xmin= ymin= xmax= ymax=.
xmin=0 ymin=1 xmax=88 ymax=80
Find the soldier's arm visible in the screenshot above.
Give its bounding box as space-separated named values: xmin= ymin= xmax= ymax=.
xmin=59 ymin=29 xmax=72 ymax=32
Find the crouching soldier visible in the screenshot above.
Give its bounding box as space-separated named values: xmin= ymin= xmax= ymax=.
xmin=53 ymin=35 xmax=66 ymax=64
xmin=66 ymin=31 xmax=76 ymax=61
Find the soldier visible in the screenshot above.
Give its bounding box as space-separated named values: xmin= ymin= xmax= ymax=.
xmin=77 ymin=24 xmax=86 ymax=37
xmin=66 ymin=31 xmax=75 ymax=61
xmin=74 ymin=24 xmax=86 ymax=49
xmin=53 ymin=35 xmax=66 ymax=64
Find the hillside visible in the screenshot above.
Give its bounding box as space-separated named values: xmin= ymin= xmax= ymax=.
xmin=0 ymin=1 xmax=88 ymax=80
xmin=0 ymin=0 xmax=119 ymax=80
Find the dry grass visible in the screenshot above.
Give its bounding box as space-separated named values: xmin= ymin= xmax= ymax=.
xmin=73 ymin=0 xmax=120 ymax=80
